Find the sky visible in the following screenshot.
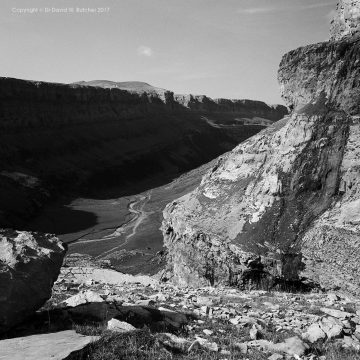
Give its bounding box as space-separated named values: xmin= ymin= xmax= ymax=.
xmin=0 ymin=0 xmax=338 ymax=104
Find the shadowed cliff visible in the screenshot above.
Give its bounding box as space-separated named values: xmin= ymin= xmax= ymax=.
xmin=0 ymin=77 xmax=287 ymax=229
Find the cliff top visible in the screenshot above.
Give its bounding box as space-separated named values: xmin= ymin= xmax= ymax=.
xmin=73 ymin=80 xmax=168 ymax=94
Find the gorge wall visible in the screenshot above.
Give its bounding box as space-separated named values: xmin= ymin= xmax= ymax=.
xmin=161 ymin=1 xmax=360 ymax=296
xmin=0 ymin=77 xmax=286 ymax=229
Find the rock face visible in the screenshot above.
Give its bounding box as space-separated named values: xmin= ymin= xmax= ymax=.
xmin=0 ymin=229 xmax=66 ymax=333
xmin=330 ymin=0 xmax=360 ymax=40
xmin=161 ymin=1 xmax=360 ymax=294
xmin=0 ymin=77 xmax=287 ymax=228
xmin=279 ymin=41 xmax=360 ymax=114
xmin=174 ymin=94 xmax=286 ymax=121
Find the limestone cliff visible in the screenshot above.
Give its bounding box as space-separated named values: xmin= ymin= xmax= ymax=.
xmin=174 ymin=94 xmax=286 ymax=122
xmin=0 ymin=77 xmax=286 ymax=228
xmin=330 ymin=0 xmax=360 ymax=40
xmin=162 ymin=2 xmax=360 ymax=295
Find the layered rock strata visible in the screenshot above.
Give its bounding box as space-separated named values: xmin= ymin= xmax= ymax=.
xmin=162 ymin=2 xmax=360 ymax=295
xmin=75 ymin=80 xmax=287 ymax=121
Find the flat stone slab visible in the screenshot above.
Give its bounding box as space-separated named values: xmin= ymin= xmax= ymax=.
xmin=58 ymin=267 xmax=157 ymax=287
xmin=0 ymin=330 xmax=99 ymax=360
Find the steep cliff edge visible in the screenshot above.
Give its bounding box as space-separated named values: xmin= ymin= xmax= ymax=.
xmin=162 ymin=2 xmax=360 ymax=295
xmin=0 ymin=77 xmax=286 ymax=229
xmin=75 ymin=80 xmax=287 ymax=121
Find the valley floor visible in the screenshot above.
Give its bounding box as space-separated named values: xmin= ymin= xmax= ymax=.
xmin=27 ymin=160 xmax=215 ymax=274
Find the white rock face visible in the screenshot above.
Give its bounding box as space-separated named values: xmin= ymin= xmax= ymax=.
xmin=161 ymin=0 xmax=360 ymax=294
xmin=162 ymin=106 xmax=354 ymax=288
xmin=0 ymin=330 xmax=99 ymax=360
xmin=330 ymin=0 xmax=360 ymax=40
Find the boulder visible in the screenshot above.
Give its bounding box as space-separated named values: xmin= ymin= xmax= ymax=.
xmin=64 ymin=302 xmax=195 ymax=332
xmin=0 ymin=229 xmax=66 ymax=333
xmin=302 ymin=323 xmax=326 ymax=343
xmin=273 ymin=336 xmax=309 ymax=357
xmin=64 ymin=302 xmax=121 ymax=323
xmin=0 ymin=330 xmax=99 ymax=360
xmin=320 ymin=308 xmax=352 ymax=320
xmin=189 ymin=337 xmax=219 ymax=352
xmin=246 ymin=336 xmax=308 ymax=357
xmin=107 ymin=318 xmax=137 ymax=333
xmin=64 ymin=290 xmax=104 ymax=307
xmin=149 ymin=293 xmax=168 ymax=302
xmin=342 ymin=335 xmax=360 ymax=350
xmin=268 ymin=354 xmax=283 ymax=360
xmin=327 ymin=293 xmax=340 ymax=302
xmin=319 ymin=316 xmax=343 ymax=339
xmin=202 ymin=329 xmax=213 ymax=336
xmin=135 ymin=299 xmax=156 ymax=306
xmin=196 ymin=296 xmax=219 ymax=306
xmin=156 ymin=333 xmax=191 ymax=353
xmin=249 ymin=324 xmax=259 ymax=340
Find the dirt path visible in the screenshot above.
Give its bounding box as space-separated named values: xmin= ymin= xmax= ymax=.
xmin=126 ymin=190 xmax=153 ymax=240
xmin=202 ymin=116 xmax=271 ymax=128
xmin=202 ymin=116 xmax=223 ymax=129
xmin=67 ymin=192 xmax=152 ymax=254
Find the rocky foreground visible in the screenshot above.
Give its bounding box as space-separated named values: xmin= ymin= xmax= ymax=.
xmin=2 ymin=254 xmax=360 ymax=360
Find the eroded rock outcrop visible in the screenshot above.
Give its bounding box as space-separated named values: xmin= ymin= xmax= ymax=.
xmin=161 ymin=1 xmax=360 ymax=294
xmin=0 ymin=229 xmax=66 ymax=333
xmin=330 ymin=0 xmax=360 ymax=40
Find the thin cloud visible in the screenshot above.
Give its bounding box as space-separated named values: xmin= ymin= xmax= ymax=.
xmin=237 ymin=2 xmax=335 ymax=15
xmin=303 ymin=2 xmax=336 ymax=10
xmin=237 ymin=7 xmax=274 ymax=15
xmin=137 ymin=45 xmax=153 ymax=57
